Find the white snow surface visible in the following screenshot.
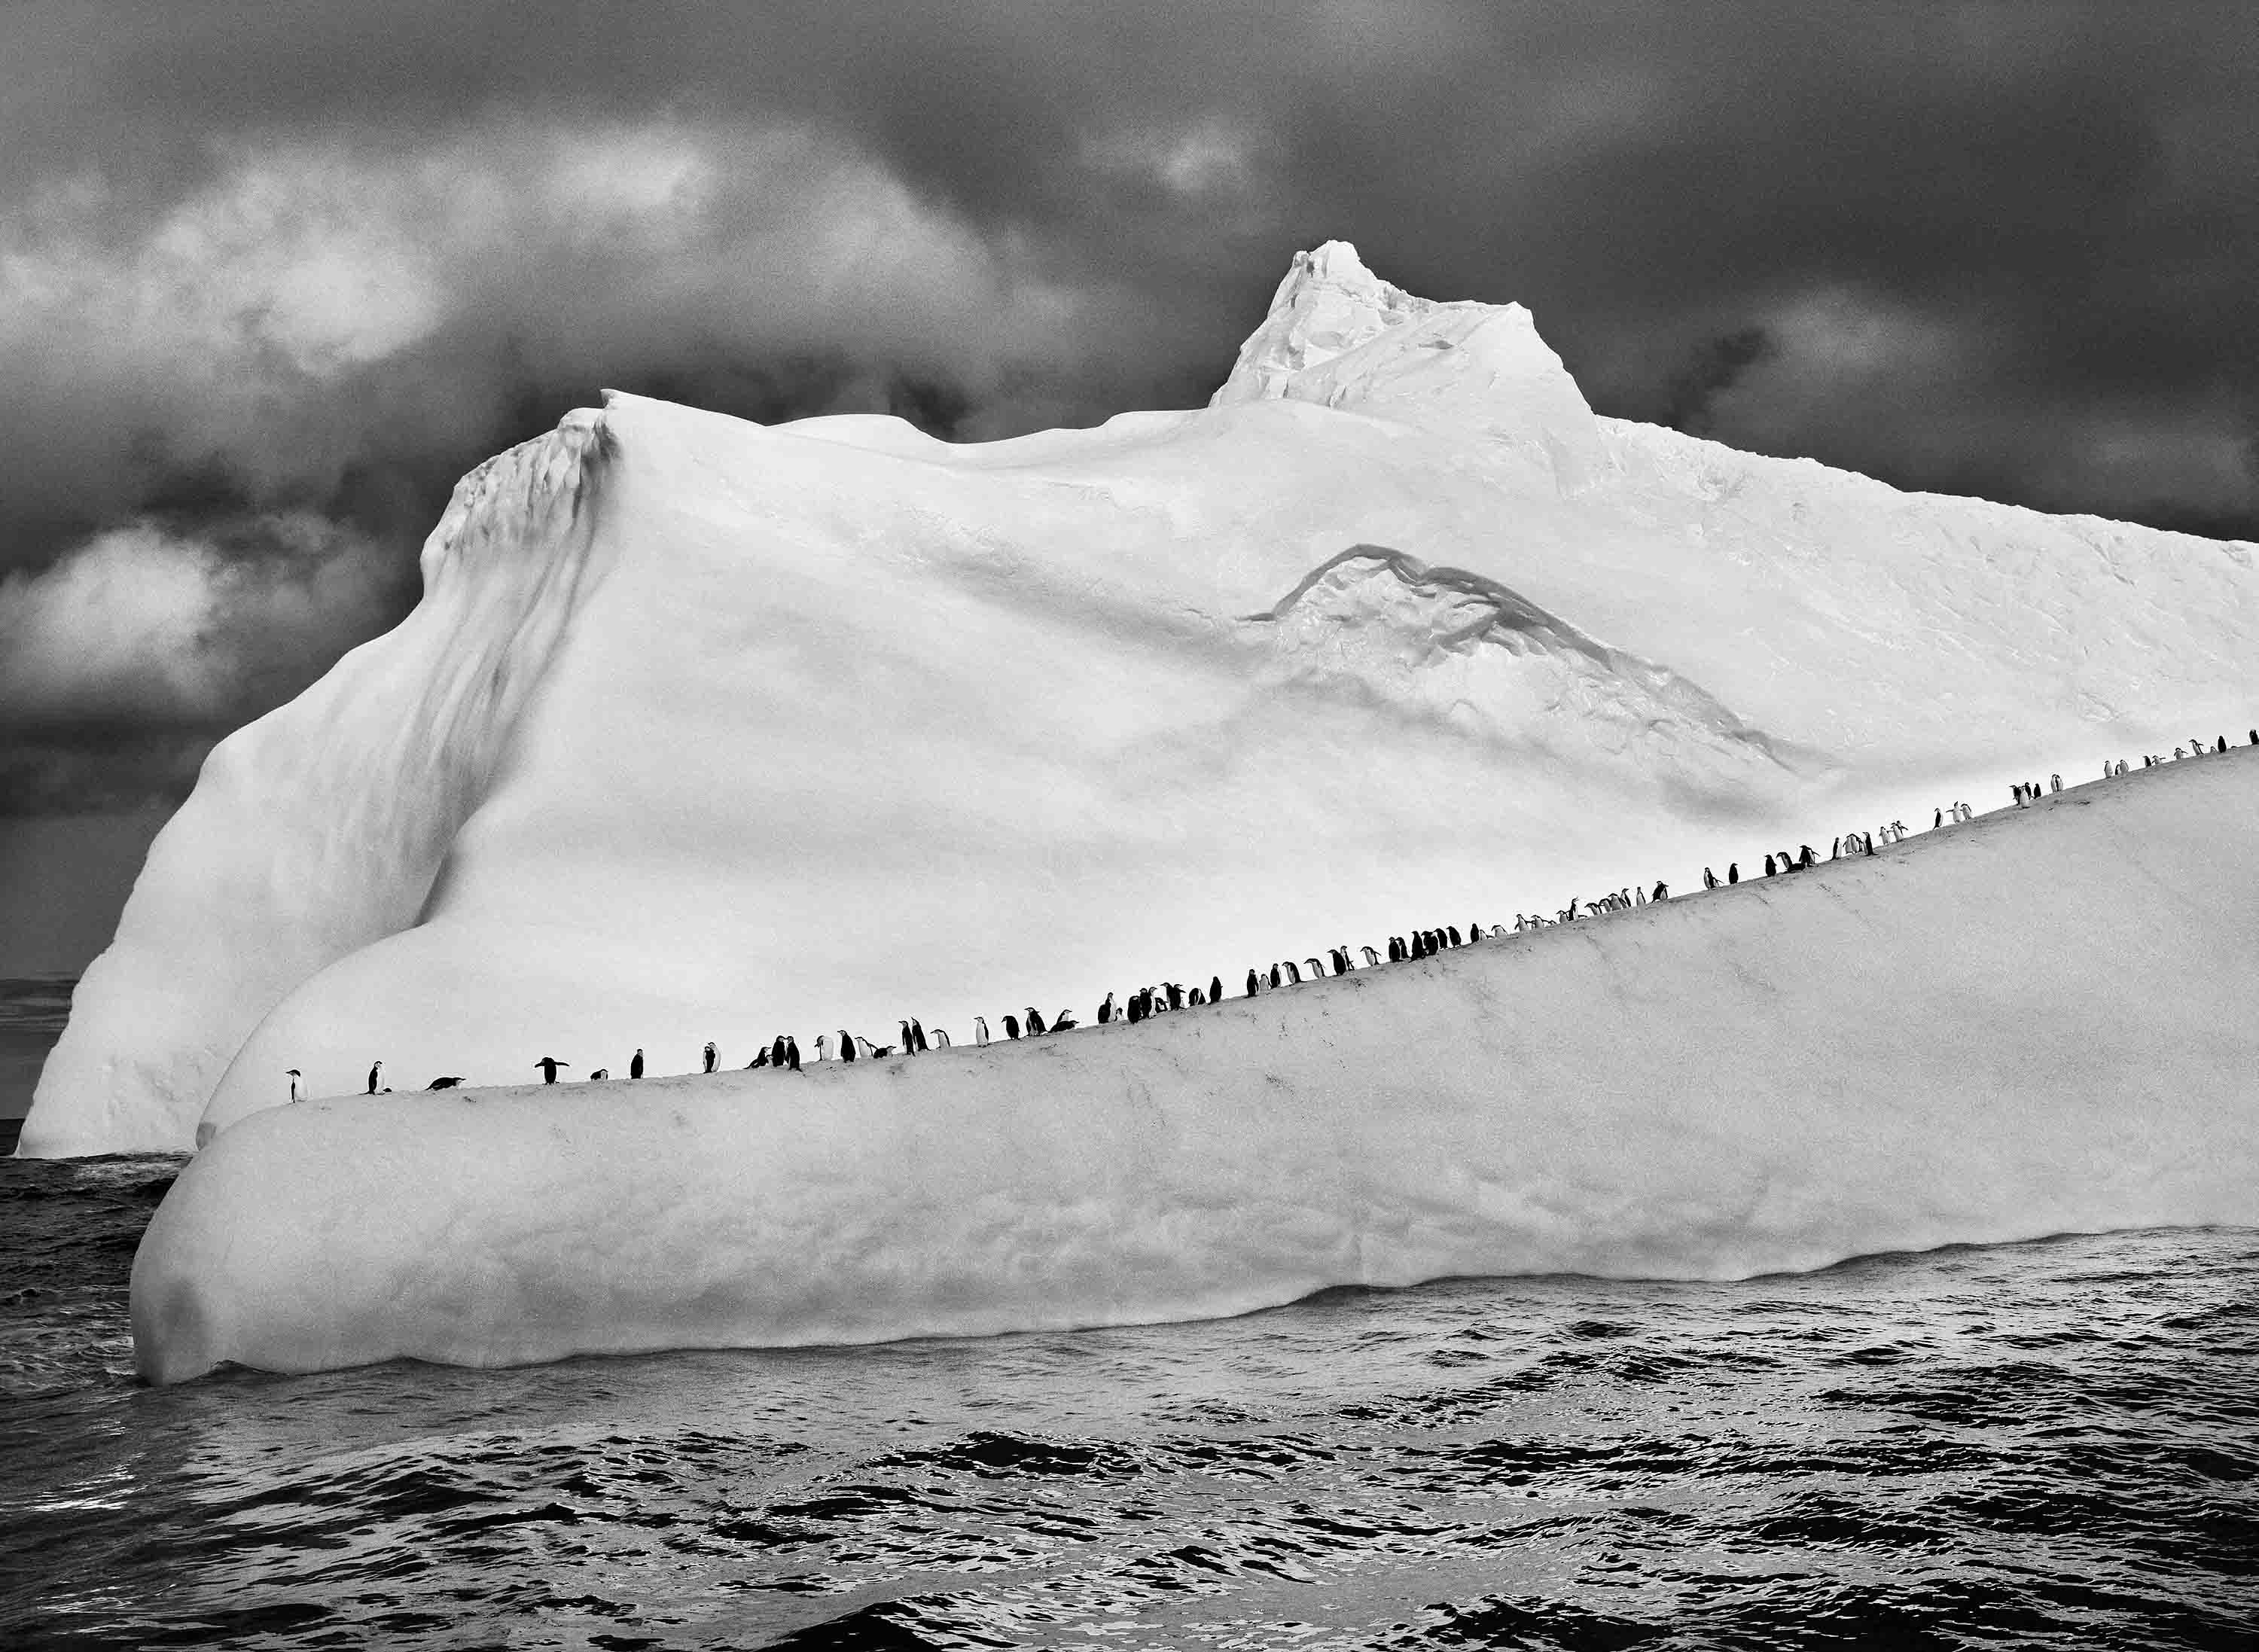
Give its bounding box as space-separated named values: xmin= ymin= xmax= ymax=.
xmin=23 ymin=238 xmax=2259 ymax=1157
xmin=133 ymin=752 xmax=2259 ymax=1382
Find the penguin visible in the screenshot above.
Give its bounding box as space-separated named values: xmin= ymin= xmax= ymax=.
xmin=2219 ymin=736 xmax=2229 ymax=753
xmin=1190 ymin=988 xmax=1206 ymax=1007
xmin=1246 ymin=968 xmax=1261 ymax=997
xmin=1209 ymin=975 xmax=1223 ymax=1004
xmin=1282 ymin=962 xmax=1300 ymax=985
xmin=1864 ymin=833 xmax=1876 ymax=855
xmin=785 ymin=1037 xmax=801 ymax=1072
xmin=900 ymin=1020 xmax=916 ymax=1053
xmin=1099 ymin=992 xmax=1115 ymax=1025
xmin=974 ymin=1016 xmax=990 ymax=1047
xmin=770 ymin=1035 xmax=788 ymax=1068
xmin=1269 ymin=964 xmax=1282 ymax=989
xmin=426 ymin=1075 xmax=464 ymax=1090
xmin=840 ymin=1029 xmax=858 ymax=1062
xmin=1727 ymin=864 xmax=1739 ymax=884
xmin=1653 ymin=882 xmax=1668 ymax=902
xmin=703 ymin=1040 xmax=719 ymax=1074
xmin=367 ymin=1060 xmax=383 ymax=1095
xmin=1026 ymin=1007 xmax=1047 ymax=1035
xmin=630 ymin=1047 xmax=645 ymax=1080
xmin=1051 ymin=1010 xmax=1078 ymax=1031
xmin=534 ymin=1056 xmax=568 ymax=1084
xmin=588 ymin=1069 xmax=608 ymax=1081
xmin=911 ymin=1019 xmax=929 ymax=1053
xmin=750 ymin=1047 xmax=770 ymax=1068
xmin=2050 ymin=773 xmax=2062 ymax=793
xmin=1168 ymin=982 xmax=1186 ymax=1010
xmin=1361 ymin=946 xmax=1380 ymax=967
xmin=1447 ymin=927 xmax=1462 ymax=946
xmin=1304 ymin=958 xmax=1325 ymax=979
xmin=1005 ymin=1014 xmax=1021 ymax=1040
xmin=931 ymin=1029 xmax=950 ymax=1049
xmin=1125 ymin=992 xmax=1143 ymax=1026
xmin=1799 ymin=845 xmax=1815 ymax=870
xmin=1764 ymin=854 xmax=1776 ymax=876
xmin=287 ymin=1069 xmax=303 ymax=1103
xmin=815 ymin=1034 xmax=831 ymax=1062
xmin=1934 ymin=808 xmax=1943 ymax=828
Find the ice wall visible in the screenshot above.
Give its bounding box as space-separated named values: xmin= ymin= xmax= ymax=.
xmin=24 ymin=239 xmax=2259 ymax=1157
xmin=132 ymin=751 xmax=2259 ymax=1382
xmin=17 ymin=414 xmax=617 ymax=1156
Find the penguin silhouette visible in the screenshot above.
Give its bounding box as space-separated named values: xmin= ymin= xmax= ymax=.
xmin=1099 ymin=992 xmax=1114 ymax=1024
xmin=840 ymin=1029 xmax=858 ymax=1062
xmin=1168 ymin=982 xmax=1185 ymax=1010
xmin=1190 ymin=988 xmax=1206 ymax=1006
xmin=1209 ymin=975 xmax=1223 ymax=1004
xmin=286 ymin=1068 xmax=303 ymax=1103
xmin=910 ymin=1019 xmax=928 ymax=1053
xmin=1728 ymin=864 xmax=1739 ymax=884
xmin=366 ymin=1060 xmax=383 ymax=1095
xmin=534 ymin=1056 xmax=567 ymax=1084
xmin=630 ymin=1048 xmax=645 ymax=1080
xmin=1652 ymin=882 xmax=1668 ymax=901
xmin=785 ymin=1037 xmax=801 ymax=1072
xmin=426 ymin=1075 xmax=463 ymax=1090
xmin=1026 ymin=1007 xmax=1047 ymax=1035
xmin=1004 ymin=1014 xmax=1021 ymax=1040
xmin=588 ymin=1069 xmax=608 ymax=1081
xmin=703 ymin=1041 xmax=718 ymax=1074
xmin=1246 ymin=968 xmax=1261 ymax=997
xmin=750 ymin=1047 xmax=770 ymax=1068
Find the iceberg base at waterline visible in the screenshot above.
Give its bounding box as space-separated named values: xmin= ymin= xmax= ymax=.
xmin=132 ymin=752 xmax=2259 ymax=1383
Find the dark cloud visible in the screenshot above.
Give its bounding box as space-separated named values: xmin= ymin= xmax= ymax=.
xmin=2 ymin=0 xmax=2255 ymax=814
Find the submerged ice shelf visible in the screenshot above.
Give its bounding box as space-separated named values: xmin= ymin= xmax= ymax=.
xmin=133 ymin=751 xmax=2259 ymax=1382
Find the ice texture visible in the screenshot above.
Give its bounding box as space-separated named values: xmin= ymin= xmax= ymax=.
xmin=132 ymin=752 xmax=2259 ymax=1382
xmin=23 ymin=239 xmax=2259 ymax=1157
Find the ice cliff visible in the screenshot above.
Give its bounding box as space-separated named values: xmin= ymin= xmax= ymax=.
xmin=133 ymin=753 xmax=2259 ymax=1382
xmin=23 ymin=239 xmax=2259 ymax=1157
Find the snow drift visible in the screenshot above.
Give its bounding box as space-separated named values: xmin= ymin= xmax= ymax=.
xmin=133 ymin=751 xmax=2259 ymax=1382
xmin=24 ymin=239 xmax=2259 ymax=1157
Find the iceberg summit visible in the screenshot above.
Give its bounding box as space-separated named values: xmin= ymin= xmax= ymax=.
xmin=17 ymin=239 xmax=2256 ymax=1379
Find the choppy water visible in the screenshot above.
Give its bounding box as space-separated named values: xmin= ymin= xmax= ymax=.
xmin=3 ymin=1141 xmax=2254 ymax=1651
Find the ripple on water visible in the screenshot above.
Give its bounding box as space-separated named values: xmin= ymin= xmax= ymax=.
xmin=0 ymin=1163 xmax=2254 ymax=1648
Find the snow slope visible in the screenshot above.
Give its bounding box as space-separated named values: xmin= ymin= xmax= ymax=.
xmin=23 ymin=239 xmax=2259 ymax=1155
xmin=133 ymin=749 xmax=2259 ymax=1382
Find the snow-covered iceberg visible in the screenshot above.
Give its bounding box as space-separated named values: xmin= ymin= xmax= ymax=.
xmin=24 ymin=239 xmax=2259 ymax=1157
xmin=133 ymin=752 xmax=2259 ymax=1382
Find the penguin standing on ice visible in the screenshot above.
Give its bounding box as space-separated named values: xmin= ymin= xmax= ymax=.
xmin=1653 ymin=882 xmax=1668 ymax=901
xmin=910 ymin=1019 xmax=928 ymax=1053
xmin=534 ymin=1056 xmax=568 ymax=1084
xmin=1168 ymin=982 xmax=1186 ymax=1009
xmin=840 ymin=1029 xmax=858 ymax=1062
xmin=932 ymin=1029 xmax=951 ymax=1049
xmin=630 ymin=1047 xmax=645 ymax=1080
xmin=1209 ymin=975 xmax=1222 ymax=1004
xmin=900 ymin=1020 xmax=917 ymax=1053
xmin=1190 ymin=988 xmax=1206 ymax=1006
xmin=1764 ymin=854 xmax=1776 ymax=876
xmin=1004 ymin=1014 xmax=1021 ymax=1041
xmin=785 ymin=1037 xmax=801 ymax=1072
xmin=1026 ymin=1007 xmax=1047 ymax=1035
xmin=1361 ymin=946 xmax=1380 ymax=966
xmin=703 ymin=1041 xmax=718 ymax=1074
xmin=1268 ymin=964 xmax=1282 ymax=989
xmin=367 ymin=1060 xmax=383 ymax=1095
xmin=1125 ymin=992 xmax=1143 ymax=1026
xmin=974 ymin=1016 xmax=990 ymax=1047
xmin=1246 ymin=968 xmax=1261 ymax=997
xmin=1703 ymin=867 xmax=1718 ymax=889
xmin=1098 ymin=992 xmax=1115 ymax=1024
xmin=1727 ymin=864 xmax=1739 ymax=884
xmin=287 ymin=1069 xmax=303 ymax=1102
xmin=770 ymin=1035 xmax=788 ymax=1068
xmin=815 ymin=1034 xmax=831 ymax=1062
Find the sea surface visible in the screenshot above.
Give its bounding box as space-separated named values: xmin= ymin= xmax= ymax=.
xmin=5 ymin=988 xmax=2257 ymax=1648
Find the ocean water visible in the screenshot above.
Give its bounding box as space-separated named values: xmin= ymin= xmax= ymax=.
xmin=4 ymin=1129 xmax=2254 ymax=1649
xmin=0 ymin=975 xmax=75 ymax=1138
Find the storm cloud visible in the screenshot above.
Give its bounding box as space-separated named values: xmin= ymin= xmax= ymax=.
xmin=4 ymin=0 xmax=2255 ymax=813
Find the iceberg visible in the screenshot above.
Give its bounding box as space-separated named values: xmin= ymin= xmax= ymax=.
xmin=24 ymin=239 xmax=2259 ymax=1171
xmin=133 ymin=751 xmax=2259 ymax=1383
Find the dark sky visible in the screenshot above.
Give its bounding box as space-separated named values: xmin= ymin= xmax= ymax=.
xmin=3 ymin=0 xmax=2256 ymax=840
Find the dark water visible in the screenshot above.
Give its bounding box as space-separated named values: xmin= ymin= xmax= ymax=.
xmin=0 ymin=974 xmax=75 ymax=1134
xmin=3 ymin=1145 xmax=2254 ymax=1651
